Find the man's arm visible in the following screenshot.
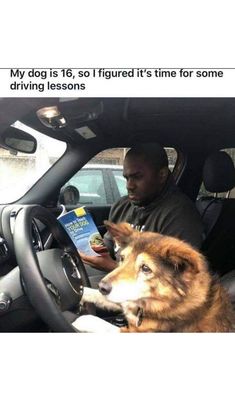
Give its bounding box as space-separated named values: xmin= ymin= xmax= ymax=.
xmin=79 ymin=197 xmax=128 ymax=272
xmin=79 ymin=252 xmax=117 ymax=272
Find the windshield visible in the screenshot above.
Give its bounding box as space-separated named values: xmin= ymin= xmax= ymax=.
xmin=0 ymin=121 xmax=67 ymax=203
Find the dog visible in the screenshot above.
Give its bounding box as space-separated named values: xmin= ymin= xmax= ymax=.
xmin=81 ymin=221 xmax=235 ymax=332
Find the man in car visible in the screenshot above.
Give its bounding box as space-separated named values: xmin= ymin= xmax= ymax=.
xmin=80 ymin=143 xmax=204 ymax=286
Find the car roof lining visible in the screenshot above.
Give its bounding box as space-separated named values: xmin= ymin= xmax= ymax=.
xmin=1 ymin=98 xmax=235 ymax=154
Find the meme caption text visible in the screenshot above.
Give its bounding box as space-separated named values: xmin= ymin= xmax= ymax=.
xmin=9 ymin=68 xmax=224 ymax=93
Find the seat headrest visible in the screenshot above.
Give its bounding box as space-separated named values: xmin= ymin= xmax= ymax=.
xmin=203 ymin=151 xmax=235 ymax=193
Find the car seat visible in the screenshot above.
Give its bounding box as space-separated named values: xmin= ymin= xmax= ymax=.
xmin=196 ymin=151 xmax=235 ymax=276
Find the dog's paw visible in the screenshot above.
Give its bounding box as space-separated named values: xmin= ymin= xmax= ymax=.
xmin=81 ymin=287 xmax=122 ymax=312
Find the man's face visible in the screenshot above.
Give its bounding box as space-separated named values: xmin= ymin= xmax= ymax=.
xmin=123 ymin=155 xmax=167 ymax=206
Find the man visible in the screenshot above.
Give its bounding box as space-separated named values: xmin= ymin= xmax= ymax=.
xmin=81 ymin=143 xmax=204 ymax=287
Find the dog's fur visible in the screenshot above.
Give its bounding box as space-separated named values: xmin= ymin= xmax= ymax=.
xmin=82 ymin=222 xmax=235 ymax=332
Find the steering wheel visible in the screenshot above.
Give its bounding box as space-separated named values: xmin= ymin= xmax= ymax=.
xmin=13 ymin=205 xmax=90 ymax=332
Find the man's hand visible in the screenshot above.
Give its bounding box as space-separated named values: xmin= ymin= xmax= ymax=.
xmin=79 ymin=252 xmax=117 ymax=272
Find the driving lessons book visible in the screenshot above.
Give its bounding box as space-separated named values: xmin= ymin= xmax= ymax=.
xmin=58 ymin=206 xmax=107 ymax=256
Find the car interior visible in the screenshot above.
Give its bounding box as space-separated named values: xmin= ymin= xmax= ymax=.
xmin=0 ymin=97 xmax=235 ymax=332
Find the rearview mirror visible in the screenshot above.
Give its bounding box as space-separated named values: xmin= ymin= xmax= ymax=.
xmin=59 ymin=185 xmax=80 ymax=208
xmin=1 ymin=127 xmax=37 ymax=154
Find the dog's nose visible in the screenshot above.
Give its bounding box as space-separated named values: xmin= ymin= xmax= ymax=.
xmin=99 ymin=281 xmax=112 ymax=296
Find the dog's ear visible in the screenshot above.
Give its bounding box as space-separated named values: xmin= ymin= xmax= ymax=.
xmin=104 ymin=221 xmax=136 ymax=248
xmin=157 ymin=237 xmax=203 ymax=276
xmin=166 ymin=254 xmax=199 ymax=275
xmin=162 ymin=244 xmax=203 ymax=280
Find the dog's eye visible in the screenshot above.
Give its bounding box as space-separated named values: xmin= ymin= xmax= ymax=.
xmin=140 ymin=264 xmax=152 ymax=274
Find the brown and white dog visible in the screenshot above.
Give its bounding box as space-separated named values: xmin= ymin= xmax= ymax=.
xmin=81 ymin=221 xmax=235 ymax=332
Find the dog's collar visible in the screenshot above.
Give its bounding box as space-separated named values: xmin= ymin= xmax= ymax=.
xmin=136 ymin=307 xmax=144 ymax=327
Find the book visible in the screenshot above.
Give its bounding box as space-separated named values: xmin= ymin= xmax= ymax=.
xmin=58 ymin=206 xmax=107 ymax=256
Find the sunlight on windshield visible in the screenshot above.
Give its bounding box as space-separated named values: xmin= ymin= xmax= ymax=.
xmin=0 ymin=121 xmax=67 ymax=203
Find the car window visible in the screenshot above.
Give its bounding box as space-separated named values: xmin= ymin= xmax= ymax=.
xmin=91 ymin=147 xmax=177 ymax=169
xmin=112 ymin=170 xmax=127 ymax=197
xmin=69 ymin=169 xmax=107 ymax=205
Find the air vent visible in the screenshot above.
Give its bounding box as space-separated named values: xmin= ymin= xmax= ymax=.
xmin=0 ymin=237 xmax=9 ymax=260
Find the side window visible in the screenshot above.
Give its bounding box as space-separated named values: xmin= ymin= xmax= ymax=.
xmin=69 ymin=169 xmax=107 ymax=205
xmin=165 ymin=147 xmax=178 ymax=172
xmin=112 ymin=170 xmax=127 ymax=197
xmin=198 ymin=148 xmax=235 ymax=199
xmin=91 ymin=147 xmax=178 ymax=169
